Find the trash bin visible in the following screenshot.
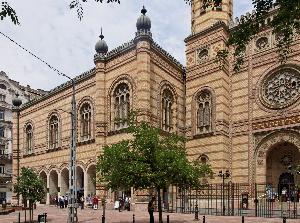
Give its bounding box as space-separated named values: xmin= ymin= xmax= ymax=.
xmin=38 ymin=213 xmax=47 ymax=223
xmin=241 ymin=192 xmax=249 ymax=209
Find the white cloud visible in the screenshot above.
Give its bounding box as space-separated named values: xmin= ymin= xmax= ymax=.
xmin=0 ymin=0 xmax=252 ymax=91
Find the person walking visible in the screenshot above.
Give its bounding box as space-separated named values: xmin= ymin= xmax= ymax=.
xmin=80 ymin=196 xmax=84 ymax=210
xmin=148 ymin=196 xmax=155 ymax=223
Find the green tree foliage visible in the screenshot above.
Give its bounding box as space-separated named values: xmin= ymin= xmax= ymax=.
xmin=97 ymin=114 xmax=212 ymax=223
xmin=0 ymin=2 xmax=19 ymax=24
xmin=14 ymin=167 xmax=46 ymax=222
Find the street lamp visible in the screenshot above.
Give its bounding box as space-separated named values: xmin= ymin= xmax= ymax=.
xmin=12 ymin=93 xmax=22 ymax=206
xmin=218 ymin=170 xmax=230 ymax=216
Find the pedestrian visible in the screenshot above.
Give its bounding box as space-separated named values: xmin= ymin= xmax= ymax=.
xmin=59 ymin=195 xmax=64 ymax=209
xmin=118 ymin=197 xmax=122 ymax=212
xmin=93 ymin=196 xmax=98 ymax=210
xmin=148 ymin=196 xmax=155 ymax=223
xmin=80 ymin=196 xmax=84 ymax=210
xmin=64 ymin=195 xmax=68 ymax=208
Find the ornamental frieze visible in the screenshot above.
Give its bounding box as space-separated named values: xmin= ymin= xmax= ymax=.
xmin=252 ymin=115 xmax=300 ymax=131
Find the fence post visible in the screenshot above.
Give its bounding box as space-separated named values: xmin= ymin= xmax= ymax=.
xmin=102 ymin=214 xmax=105 ymax=223
xmin=194 ymin=202 xmax=199 ymax=220
xmin=283 ymin=217 xmax=287 ymax=223
xmin=242 ymin=216 xmax=244 ymax=223
xmin=203 ymin=215 xmax=205 ymax=223
xmin=133 ymin=214 xmax=135 ymax=223
xmin=167 ymin=215 xmax=169 ymax=223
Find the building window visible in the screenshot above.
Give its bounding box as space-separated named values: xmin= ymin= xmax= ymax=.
xmin=0 ymin=165 xmax=4 ymax=174
xmin=49 ymin=115 xmax=59 ymax=149
xmin=0 ymin=110 xmax=4 ymax=120
xmin=0 ymin=94 xmax=5 ymax=102
xmin=162 ymin=89 xmax=173 ymax=132
xmin=26 ymin=124 xmax=33 ymax=153
xmin=80 ymin=103 xmax=92 ymax=140
xmin=0 ymin=84 xmax=6 ymax=90
xmin=0 ymin=127 xmax=4 ymax=138
xmin=196 ymin=90 xmax=212 ymax=134
xmin=114 ymin=83 xmax=130 ymax=130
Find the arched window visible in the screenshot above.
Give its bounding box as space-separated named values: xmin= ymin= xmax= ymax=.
xmin=49 ymin=115 xmax=59 ymax=149
xmin=196 ymin=90 xmax=212 ymax=134
xmin=26 ymin=124 xmax=33 ymax=153
xmin=162 ymin=89 xmax=173 ymax=132
xmin=80 ymin=103 xmax=92 ymax=140
xmin=114 ymin=83 xmax=130 ymax=130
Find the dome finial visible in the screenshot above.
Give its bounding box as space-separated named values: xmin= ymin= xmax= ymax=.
xmin=99 ymin=27 xmax=104 ymax=40
xmin=141 ymin=5 xmax=147 ymax=15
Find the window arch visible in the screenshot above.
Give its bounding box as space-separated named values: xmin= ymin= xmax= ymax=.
xmin=162 ymin=89 xmax=173 ymax=132
xmin=80 ymin=102 xmax=92 ymax=140
xmin=49 ymin=115 xmax=59 ymax=149
xmin=25 ymin=124 xmax=33 ymax=153
xmin=196 ymin=90 xmax=212 ymax=134
xmin=113 ymin=83 xmax=130 ymax=130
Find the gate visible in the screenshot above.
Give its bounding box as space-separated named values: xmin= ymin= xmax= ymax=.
xmin=172 ymin=183 xmax=300 ymax=219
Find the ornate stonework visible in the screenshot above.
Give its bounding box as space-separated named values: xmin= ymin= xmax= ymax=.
xmin=260 ymin=67 xmax=300 ymax=109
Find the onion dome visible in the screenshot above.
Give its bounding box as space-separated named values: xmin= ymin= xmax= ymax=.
xmin=95 ymin=28 xmax=108 ymax=54
xmin=136 ymin=6 xmax=151 ymax=31
xmin=12 ymin=93 xmax=22 ymax=107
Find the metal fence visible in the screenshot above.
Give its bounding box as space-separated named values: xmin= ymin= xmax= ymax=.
xmin=171 ymin=183 xmax=299 ymax=219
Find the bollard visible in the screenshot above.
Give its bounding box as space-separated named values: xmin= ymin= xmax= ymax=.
xmin=18 ymin=212 xmax=20 ymax=223
xmin=242 ymin=216 xmax=244 ymax=223
xmin=195 ymin=203 xmax=199 ymax=220
xmin=44 ymin=213 xmax=47 ymax=222
xmin=283 ymin=217 xmax=287 ymax=223
xmin=133 ymin=214 xmax=135 ymax=223
xmin=102 ymin=214 xmax=105 ymax=223
xmin=203 ymin=215 xmax=205 ymax=223
xmin=167 ymin=215 xmax=169 ymax=223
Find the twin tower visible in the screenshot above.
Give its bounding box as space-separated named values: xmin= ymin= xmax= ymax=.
xmin=191 ymin=0 xmax=233 ymax=34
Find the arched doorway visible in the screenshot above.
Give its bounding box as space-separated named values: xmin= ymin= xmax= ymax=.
xmin=76 ymin=166 xmax=84 ymax=199
xmin=86 ymin=165 xmax=96 ymax=197
xmin=61 ymin=168 xmax=69 ymax=196
xmin=49 ymin=170 xmax=58 ymax=204
xmin=266 ymin=142 xmax=300 ymax=195
xmin=39 ymin=171 xmax=47 ymax=204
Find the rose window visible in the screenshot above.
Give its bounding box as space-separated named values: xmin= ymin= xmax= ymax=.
xmin=256 ymin=37 xmax=269 ymax=50
xmin=198 ymin=49 xmax=209 ymax=63
xmin=261 ymin=68 xmax=300 ymax=109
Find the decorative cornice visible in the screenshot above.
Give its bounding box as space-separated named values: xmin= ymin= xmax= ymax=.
xmin=185 ymin=21 xmax=228 ymax=43
xmin=20 ymin=68 xmax=96 ymax=110
xmin=151 ymin=41 xmax=185 ymax=71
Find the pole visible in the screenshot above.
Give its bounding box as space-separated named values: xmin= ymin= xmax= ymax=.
xmin=16 ymin=109 xmax=20 ymax=206
xmin=68 ymin=80 xmax=77 ymax=223
xmin=222 ymin=176 xmax=225 ymax=216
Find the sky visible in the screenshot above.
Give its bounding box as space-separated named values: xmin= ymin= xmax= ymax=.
xmin=0 ymin=0 xmax=253 ymax=91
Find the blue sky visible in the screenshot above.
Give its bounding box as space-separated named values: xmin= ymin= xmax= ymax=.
xmin=0 ymin=0 xmax=253 ymax=91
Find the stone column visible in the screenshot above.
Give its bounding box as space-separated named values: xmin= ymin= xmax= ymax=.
xmin=84 ymin=171 xmax=88 ymax=201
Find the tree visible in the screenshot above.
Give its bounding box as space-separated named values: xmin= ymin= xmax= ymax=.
xmin=14 ymin=167 xmax=46 ymax=223
xmin=97 ymin=114 xmax=212 ymax=223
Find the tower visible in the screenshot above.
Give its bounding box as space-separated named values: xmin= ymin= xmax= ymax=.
xmin=191 ymin=0 xmax=233 ymax=34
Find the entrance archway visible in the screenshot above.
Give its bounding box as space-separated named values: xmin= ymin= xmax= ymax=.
xmin=61 ymin=168 xmax=69 ymax=196
xmin=39 ymin=171 xmax=47 ymax=204
xmin=49 ymin=170 xmax=58 ymax=204
xmin=76 ymin=166 xmax=84 ymax=198
xmin=86 ymin=165 xmax=96 ymax=196
xmin=266 ymin=142 xmax=300 ymax=187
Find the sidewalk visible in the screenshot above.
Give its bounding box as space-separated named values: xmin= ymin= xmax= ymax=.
xmin=0 ymin=205 xmax=299 ymax=223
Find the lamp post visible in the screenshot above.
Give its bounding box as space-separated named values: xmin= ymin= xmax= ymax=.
xmin=218 ymin=170 xmax=230 ymax=216
xmin=67 ymin=79 xmax=78 ymax=223
xmin=12 ymin=93 xmax=22 ymax=206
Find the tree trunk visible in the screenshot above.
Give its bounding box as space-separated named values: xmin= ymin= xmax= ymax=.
xmin=157 ymin=187 xmax=163 ymax=223
xmin=24 ymin=199 xmax=27 ymax=223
